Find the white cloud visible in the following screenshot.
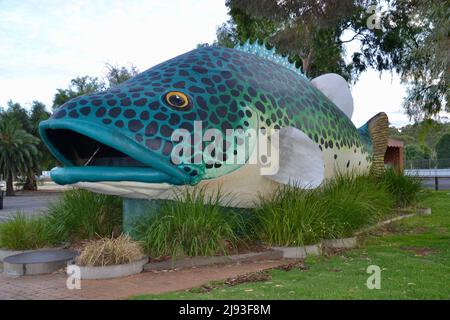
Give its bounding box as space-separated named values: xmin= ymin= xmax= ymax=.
xmin=1 ymin=0 xmax=228 ymax=107
xmin=1 ymin=0 xmax=440 ymax=128
xmin=351 ymin=70 xmax=409 ymax=127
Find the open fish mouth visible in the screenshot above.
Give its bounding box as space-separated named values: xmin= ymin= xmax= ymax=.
xmin=39 ymin=119 xmax=190 ymax=186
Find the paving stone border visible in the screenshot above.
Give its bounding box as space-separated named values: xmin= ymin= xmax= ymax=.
xmin=322 ymin=237 xmax=358 ymax=249
xmin=356 ymin=207 xmax=432 ymax=235
xmin=73 ymin=257 xmax=149 ymax=280
xmin=271 ymin=243 xmax=323 ymax=259
xmin=143 ymin=250 xmax=282 ymax=272
xmin=417 ymin=207 xmax=432 ymax=215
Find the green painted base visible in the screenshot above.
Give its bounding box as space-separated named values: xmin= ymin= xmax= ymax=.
xmin=122 ymin=198 xmax=165 ymax=238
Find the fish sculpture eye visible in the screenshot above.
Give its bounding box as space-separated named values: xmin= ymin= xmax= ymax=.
xmin=164 ymin=91 xmax=191 ymax=110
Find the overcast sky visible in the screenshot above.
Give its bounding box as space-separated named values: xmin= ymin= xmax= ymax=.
xmin=0 ymin=0 xmax=437 ymax=128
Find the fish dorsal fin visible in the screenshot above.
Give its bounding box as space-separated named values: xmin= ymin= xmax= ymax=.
xmin=311 ymin=73 xmax=354 ymax=119
xmin=263 ymin=127 xmax=325 ymax=188
xmin=234 ymin=40 xmax=307 ymax=79
xmin=366 ymin=112 xmax=389 ymax=178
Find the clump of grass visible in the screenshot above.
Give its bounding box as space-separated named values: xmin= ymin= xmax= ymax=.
xmin=321 ymin=173 xmax=393 ymax=238
xmin=135 ymin=187 xmax=245 ymax=258
xmin=45 ymin=189 xmax=122 ymax=243
xmin=75 ymin=234 xmax=144 ymax=267
xmin=254 ymin=173 xmax=395 ymax=246
xmin=254 ymin=186 xmax=328 ymax=247
xmin=0 ymin=213 xmax=52 ymax=250
xmin=381 ymin=169 xmax=422 ymax=207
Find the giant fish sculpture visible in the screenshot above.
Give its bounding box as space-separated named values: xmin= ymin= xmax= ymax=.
xmin=39 ymin=42 xmax=389 ymax=207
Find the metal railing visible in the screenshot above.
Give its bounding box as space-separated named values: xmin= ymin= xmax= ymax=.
xmin=404 ymin=158 xmax=450 ymax=190
xmin=405 ymin=158 xmax=450 ymax=170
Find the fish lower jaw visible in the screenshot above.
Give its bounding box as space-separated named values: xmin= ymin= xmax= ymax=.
xmin=50 ymin=166 xmax=184 ymax=186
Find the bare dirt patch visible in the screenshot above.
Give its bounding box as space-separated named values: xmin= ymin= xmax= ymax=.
xmin=224 ymin=270 xmax=271 ymax=286
xmin=192 ymin=270 xmax=272 ymax=293
xmin=275 ymin=260 xmax=309 ymax=272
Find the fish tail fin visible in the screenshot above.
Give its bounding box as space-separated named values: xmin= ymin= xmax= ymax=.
xmin=364 ymin=112 xmax=389 ymax=178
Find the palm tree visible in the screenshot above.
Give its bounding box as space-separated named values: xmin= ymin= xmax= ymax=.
xmin=0 ymin=120 xmax=39 ymax=196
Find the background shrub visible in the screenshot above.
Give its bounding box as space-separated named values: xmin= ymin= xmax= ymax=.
xmin=135 ymin=188 xmax=245 ymax=258
xmin=321 ymin=174 xmax=393 ymax=238
xmin=0 ymin=213 xmax=52 ymax=250
xmin=254 ymin=186 xmax=328 ymax=247
xmin=45 ymin=189 xmax=122 ymax=243
xmin=381 ymin=169 xmax=422 ymax=207
xmin=254 ymin=173 xmax=395 ymax=246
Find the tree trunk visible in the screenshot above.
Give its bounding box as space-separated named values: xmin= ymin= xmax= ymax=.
xmin=302 ymin=51 xmax=313 ymax=77
xmin=23 ymin=173 xmax=38 ymax=191
xmin=6 ymin=174 xmax=14 ymax=196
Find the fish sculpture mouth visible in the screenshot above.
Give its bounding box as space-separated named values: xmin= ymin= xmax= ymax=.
xmin=39 ymin=119 xmax=190 ymax=186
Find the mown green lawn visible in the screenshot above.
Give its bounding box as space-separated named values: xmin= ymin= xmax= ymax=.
xmin=131 ymin=191 xmax=450 ymax=300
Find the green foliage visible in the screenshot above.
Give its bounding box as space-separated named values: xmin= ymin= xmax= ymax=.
xmin=52 ymin=76 xmax=105 ymax=109
xmin=52 ymin=64 xmax=140 ymax=109
xmin=44 ymin=189 xmax=122 ymax=243
xmin=254 ymin=186 xmax=328 ymax=247
xmin=136 ymin=192 xmax=450 ymax=300
xmin=405 ymin=144 xmax=430 ymax=161
xmin=216 ymin=0 xmax=428 ymax=82
xmin=0 ymin=119 xmax=40 ymax=195
xmin=1 ymin=100 xmax=33 ymax=133
xmin=401 ymin=0 xmax=449 ymax=120
xmin=389 ymin=120 xmax=450 ymax=163
xmin=135 ymin=188 xmax=245 ymax=258
xmin=381 ymin=169 xmax=422 ymax=207
xmin=104 ymin=63 xmax=139 ymax=88
xmin=0 ymin=190 xmax=122 ymax=249
xmin=321 ymin=174 xmax=393 ymax=237
xmin=0 ymin=214 xmax=52 ymax=250
xmin=435 ymin=134 xmax=450 ymax=166
xmin=0 ymin=100 xmax=55 ymax=187
xmin=218 ymin=0 xmax=446 ymax=118
xmin=254 ymin=173 xmax=394 ymax=246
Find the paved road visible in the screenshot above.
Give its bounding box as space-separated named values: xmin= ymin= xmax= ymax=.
xmin=405 ymin=169 xmax=450 ymax=190
xmin=0 ymin=192 xmax=61 ymax=221
xmin=420 ymin=178 xmax=450 ymax=190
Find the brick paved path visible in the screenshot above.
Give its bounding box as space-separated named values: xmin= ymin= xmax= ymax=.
xmin=0 ymin=260 xmax=286 ymax=300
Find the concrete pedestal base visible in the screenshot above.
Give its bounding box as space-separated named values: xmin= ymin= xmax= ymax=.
xmin=122 ymin=198 xmax=167 ymax=237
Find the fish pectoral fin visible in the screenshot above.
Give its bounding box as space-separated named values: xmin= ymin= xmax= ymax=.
xmin=263 ymin=127 xmax=325 ymax=188
xmin=311 ymin=73 xmax=354 ymax=119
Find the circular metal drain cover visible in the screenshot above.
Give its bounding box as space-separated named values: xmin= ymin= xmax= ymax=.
xmin=3 ymin=250 xmax=78 ymax=277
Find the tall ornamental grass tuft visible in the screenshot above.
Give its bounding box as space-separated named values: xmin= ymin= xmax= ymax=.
xmin=254 ymin=185 xmax=328 ymax=247
xmin=45 ymin=189 xmax=122 ymax=243
xmin=75 ymin=234 xmax=145 ymax=267
xmin=381 ymin=169 xmax=422 ymax=207
xmin=321 ymin=173 xmax=393 ymax=238
xmin=0 ymin=213 xmax=52 ymax=250
xmin=254 ymin=173 xmax=395 ymax=246
xmin=135 ymin=188 xmax=245 ymax=258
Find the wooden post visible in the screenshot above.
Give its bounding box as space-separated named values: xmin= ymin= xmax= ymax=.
xmin=435 ymin=176 xmax=439 ymax=191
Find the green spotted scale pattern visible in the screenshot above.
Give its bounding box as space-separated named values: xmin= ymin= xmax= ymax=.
xmin=49 ymin=44 xmax=372 ymax=184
